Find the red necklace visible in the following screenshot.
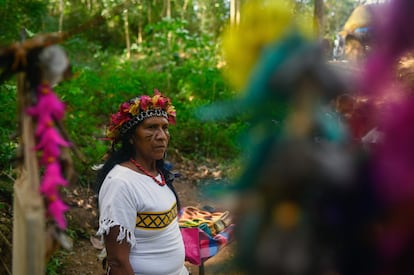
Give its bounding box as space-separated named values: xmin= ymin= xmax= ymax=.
xmin=130 ymin=158 xmax=166 ymax=186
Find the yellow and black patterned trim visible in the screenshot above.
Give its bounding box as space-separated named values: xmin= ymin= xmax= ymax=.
xmin=136 ymin=203 xmax=178 ymax=230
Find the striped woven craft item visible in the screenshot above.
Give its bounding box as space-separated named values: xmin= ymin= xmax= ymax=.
xmin=178 ymin=206 xmax=232 ymax=236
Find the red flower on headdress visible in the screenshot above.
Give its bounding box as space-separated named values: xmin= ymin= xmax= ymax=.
xmin=110 ymin=112 xmax=130 ymax=130
xmin=140 ymin=95 xmax=151 ymax=111
xmin=120 ymin=102 xmax=131 ymax=113
xmin=108 ymin=102 xmax=132 ymax=130
xmin=158 ymin=96 xmax=168 ymax=109
xmin=107 ymin=90 xmax=177 ymax=141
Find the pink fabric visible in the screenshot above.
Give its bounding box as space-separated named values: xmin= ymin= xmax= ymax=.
xmin=180 ymin=224 xmax=234 ymax=266
xmin=180 ymin=227 xmax=202 ymax=265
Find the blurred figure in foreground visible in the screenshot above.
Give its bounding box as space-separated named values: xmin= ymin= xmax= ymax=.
xmin=200 ymin=0 xmax=414 ymax=274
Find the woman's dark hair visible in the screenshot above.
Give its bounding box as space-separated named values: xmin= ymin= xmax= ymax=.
xmin=95 ymin=125 xmax=180 ymax=209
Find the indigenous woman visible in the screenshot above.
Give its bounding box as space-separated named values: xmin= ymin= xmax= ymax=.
xmin=96 ymin=90 xmax=188 ymax=275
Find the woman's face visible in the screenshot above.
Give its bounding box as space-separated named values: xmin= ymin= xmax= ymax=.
xmin=131 ymin=116 xmax=170 ymax=161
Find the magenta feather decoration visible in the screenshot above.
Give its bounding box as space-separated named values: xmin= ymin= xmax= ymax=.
xmin=47 ymin=195 xmax=70 ymax=229
xmin=35 ymin=127 xmax=71 ymax=164
xmin=26 ymin=83 xmax=70 ymax=229
xmin=358 ymin=0 xmax=414 ymax=270
xmin=40 ymin=162 xmax=68 ymax=195
xmin=372 ymin=98 xmax=414 ymax=204
xmin=361 ymin=0 xmax=414 ymax=204
xmin=26 ymin=84 xmax=66 ymax=135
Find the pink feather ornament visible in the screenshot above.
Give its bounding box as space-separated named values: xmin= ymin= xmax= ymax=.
xmin=26 ymin=84 xmax=65 ymax=124
xmin=34 ymin=117 xmax=55 ymax=137
xmin=35 ymin=127 xmax=70 ymax=151
xmin=39 ymin=145 xmax=61 ymax=166
xmin=35 ymin=126 xmax=70 ymax=165
xmin=47 ymin=195 xmax=69 ymax=230
xmin=40 ymin=162 xmax=68 ymax=196
xmin=26 ymin=82 xmax=71 ymax=229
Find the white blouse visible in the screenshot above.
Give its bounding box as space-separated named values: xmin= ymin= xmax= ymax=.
xmin=97 ymin=165 xmax=188 ymax=275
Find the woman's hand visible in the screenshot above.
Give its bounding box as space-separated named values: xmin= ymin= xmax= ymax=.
xmin=104 ymin=226 xmax=134 ymax=275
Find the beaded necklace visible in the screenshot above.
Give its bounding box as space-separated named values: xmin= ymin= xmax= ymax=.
xmin=130 ymin=158 xmax=166 ymax=186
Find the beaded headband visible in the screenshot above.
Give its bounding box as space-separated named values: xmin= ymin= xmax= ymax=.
xmin=107 ymin=89 xmax=176 ymax=142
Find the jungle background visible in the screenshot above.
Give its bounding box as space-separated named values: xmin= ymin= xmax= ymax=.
xmin=0 ymin=0 xmax=376 ymax=274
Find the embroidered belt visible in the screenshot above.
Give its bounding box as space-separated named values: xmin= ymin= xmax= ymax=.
xmin=136 ymin=203 xmax=177 ymax=229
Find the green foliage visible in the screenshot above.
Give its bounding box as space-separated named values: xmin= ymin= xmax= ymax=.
xmin=0 ymin=0 xmax=48 ymax=43
xmin=0 ymin=83 xmax=18 ymax=171
xmin=46 ymin=252 xmax=64 ymax=275
xmin=324 ymin=0 xmax=359 ymax=37
xmin=0 ymin=9 xmax=244 ymax=188
xmin=138 ymin=18 xmax=242 ymax=159
xmin=196 ymin=0 xmax=229 ymax=37
xmin=294 ymin=0 xmax=359 ymax=40
xmin=51 ymin=20 xmax=243 ymax=184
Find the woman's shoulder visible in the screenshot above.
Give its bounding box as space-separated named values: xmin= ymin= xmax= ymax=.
xmin=101 ymin=165 xmax=137 ymax=188
xmin=107 ymin=164 xmax=134 ymax=177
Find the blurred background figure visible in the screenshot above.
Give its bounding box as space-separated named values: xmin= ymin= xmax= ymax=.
xmin=332 ymin=3 xmax=384 ymax=62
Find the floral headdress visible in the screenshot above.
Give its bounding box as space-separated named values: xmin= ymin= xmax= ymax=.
xmin=107 ymin=89 xmax=176 ymax=143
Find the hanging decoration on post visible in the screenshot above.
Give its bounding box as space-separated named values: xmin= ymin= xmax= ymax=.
xmin=26 ymin=44 xmax=72 ymax=229
xmin=30 ymin=45 xmax=72 ymax=230
xmin=1 ymin=37 xmax=73 ymax=229
xmin=0 ymin=2 xmax=134 ymax=268
xmin=27 ymin=83 xmax=71 ymax=229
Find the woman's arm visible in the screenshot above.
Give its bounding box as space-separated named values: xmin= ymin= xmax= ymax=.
xmin=104 ymin=226 xmax=134 ymax=275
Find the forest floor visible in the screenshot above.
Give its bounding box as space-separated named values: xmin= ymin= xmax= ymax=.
xmin=0 ymin=155 xmax=240 ymax=274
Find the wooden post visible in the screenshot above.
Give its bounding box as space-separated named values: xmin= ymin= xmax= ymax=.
xmin=12 ymin=73 xmax=45 ymax=274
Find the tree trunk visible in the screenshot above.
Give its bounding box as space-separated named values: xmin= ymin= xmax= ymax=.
xmin=58 ymin=0 xmax=64 ymax=32
xmin=165 ymin=0 xmax=171 ymax=47
xmin=236 ymin=0 xmax=240 ymax=25
xmin=314 ymin=0 xmax=324 ymax=38
xmin=148 ymin=1 xmax=152 ymax=24
xmin=166 ymin=0 xmax=171 ymax=19
xmin=230 ymin=0 xmax=236 ymax=26
xmin=124 ymin=9 xmax=131 ymax=59
xmin=137 ymin=0 xmax=143 ymax=45
xmin=230 ymin=0 xmax=240 ymax=26
xmin=165 ymin=0 xmax=171 ymax=91
xmin=181 ymin=0 xmax=189 ymax=19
